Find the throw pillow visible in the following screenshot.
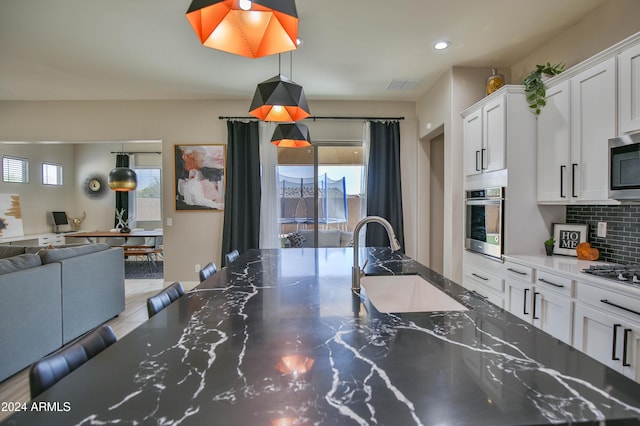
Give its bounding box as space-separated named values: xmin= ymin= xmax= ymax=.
xmin=287 ymin=230 xmax=305 ymax=248
xmin=0 ymin=246 xmax=26 ymax=259
xmin=39 ymin=243 xmax=110 ymax=264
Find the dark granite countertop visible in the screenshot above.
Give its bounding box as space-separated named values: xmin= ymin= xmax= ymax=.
xmin=4 ymin=248 xmax=640 ymax=425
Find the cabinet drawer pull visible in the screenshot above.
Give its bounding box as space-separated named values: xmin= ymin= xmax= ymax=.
xmin=560 ymin=165 xmax=566 ymax=198
xmin=601 ymin=299 xmax=640 ymax=317
xmin=571 ymin=163 xmax=578 ymax=198
xmin=523 ymin=288 xmax=530 ymax=315
xmin=623 ymin=328 xmax=632 ymax=367
xmin=533 ymin=292 xmax=540 ymax=320
xmin=507 ymin=268 xmax=527 ymax=276
xmin=475 ymin=150 xmax=480 ymax=171
xmin=470 ymin=290 xmax=488 ymax=301
xmin=481 ymin=148 xmax=487 ymax=170
xmin=472 ymin=273 xmax=488 ymax=281
xmin=538 ymin=278 xmax=564 ymax=288
xmin=612 ymin=324 xmax=621 ymax=361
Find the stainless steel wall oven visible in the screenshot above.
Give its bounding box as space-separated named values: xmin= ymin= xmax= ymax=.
xmin=465 ymin=187 xmax=504 ymax=259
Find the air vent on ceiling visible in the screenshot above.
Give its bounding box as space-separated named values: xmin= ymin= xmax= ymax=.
xmin=387 ymin=79 xmax=421 ymax=90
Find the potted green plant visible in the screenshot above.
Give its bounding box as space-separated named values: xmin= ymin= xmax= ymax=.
xmin=523 ymin=62 xmax=565 ymax=115
xmin=544 ymin=236 xmax=556 ymax=256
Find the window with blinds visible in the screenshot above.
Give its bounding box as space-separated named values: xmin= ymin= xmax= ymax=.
xmin=42 ymin=162 xmax=63 ymax=186
xmin=2 ymin=155 xmax=29 ymax=183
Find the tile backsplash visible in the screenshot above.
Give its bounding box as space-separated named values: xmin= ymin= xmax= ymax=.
xmin=566 ymin=205 xmax=640 ymax=264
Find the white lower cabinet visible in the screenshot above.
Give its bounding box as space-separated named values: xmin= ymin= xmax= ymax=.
xmin=574 ymin=302 xmax=640 ymax=382
xmin=505 ymin=261 xmax=574 ymax=345
xmin=532 ymin=287 xmax=573 ymax=345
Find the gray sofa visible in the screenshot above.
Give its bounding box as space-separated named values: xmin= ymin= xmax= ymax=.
xmin=0 ymin=244 xmax=125 ymax=382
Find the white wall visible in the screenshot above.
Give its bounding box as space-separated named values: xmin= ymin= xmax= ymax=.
xmin=0 ymin=99 xmax=416 ymax=283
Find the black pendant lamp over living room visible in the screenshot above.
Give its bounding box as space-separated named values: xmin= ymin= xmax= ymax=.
xmin=109 ymin=153 xmax=137 ymax=192
xmin=185 ymin=0 xmax=299 ymax=59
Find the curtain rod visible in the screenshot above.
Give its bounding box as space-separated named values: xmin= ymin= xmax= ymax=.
xmin=218 ymin=116 xmax=404 ymax=121
xmin=110 ymin=151 xmax=162 ymax=155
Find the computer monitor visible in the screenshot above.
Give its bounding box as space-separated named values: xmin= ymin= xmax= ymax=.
xmin=51 ymin=211 xmax=69 ymax=233
xmin=52 ymin=211 xmax=68 ymax=226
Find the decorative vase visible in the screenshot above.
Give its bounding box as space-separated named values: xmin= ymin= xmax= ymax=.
xmin=120 ymin=225 xmax=131 ymax=234
xmin=486 ymin=68 xmax=505 ymax=95
xmin=544 ymin=244 xmax=554 ymax=256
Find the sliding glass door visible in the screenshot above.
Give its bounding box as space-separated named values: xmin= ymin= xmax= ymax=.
xmin=277 ymin=144 xmax=364 ymax=247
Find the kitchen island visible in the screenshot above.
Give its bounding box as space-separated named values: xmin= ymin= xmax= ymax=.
xmin=4 ymin=248 xmax=640 ymax=425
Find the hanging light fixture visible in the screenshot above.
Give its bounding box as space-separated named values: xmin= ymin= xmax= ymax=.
xmin=185 ymin=0 xmax=299 ymax=59
xmin=271 ymin=122 xmax=311 ymax=147
xmin=249 ymin=51 xmax=310 ymax=121
xmin=108 ymin=151 xmax=137 ymax=192
xmin=108 ymin=167 xmax=137 ymax=191
xmin=249 ymin=74 xmax=310 ymax=121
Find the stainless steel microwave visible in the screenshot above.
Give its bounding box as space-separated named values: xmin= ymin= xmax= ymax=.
xmin=465 ymin=187 xmax=504 ymax=259
xmin=610 ymin=133 xmax=640 ymax=200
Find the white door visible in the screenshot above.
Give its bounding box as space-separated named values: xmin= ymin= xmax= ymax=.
xmin=507 ymin=278 xmax=532 ymax=323
xmin=573 ymin=303 xmax=619 ymax=371
xmin=532 ymin=288 xmax=573 ymax=345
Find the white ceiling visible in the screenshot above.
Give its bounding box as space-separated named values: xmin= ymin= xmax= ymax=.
xmin=0 ymin=0 xmax=607 ymax=102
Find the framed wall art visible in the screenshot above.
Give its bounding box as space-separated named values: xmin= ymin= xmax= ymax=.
xmin=552 ymin=223 xmax=588 ymax=256
xmin=175 ymin=144 xmax=225 ymax=211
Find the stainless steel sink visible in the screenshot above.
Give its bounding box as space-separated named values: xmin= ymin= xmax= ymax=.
xmin=360 ymin=274 xmax=468 ymax=313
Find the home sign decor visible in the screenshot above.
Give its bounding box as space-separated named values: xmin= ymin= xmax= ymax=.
xmin=552 ymin=223 xmax=588 ymax=256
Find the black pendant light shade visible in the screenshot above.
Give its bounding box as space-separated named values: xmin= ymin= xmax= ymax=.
xmin=185 ymin=0 xmax=299 ymax=58
xmin=249 ymin=74 xmax=310 ymax=122
xmin=108 ymin=167 xmax=137 ymax=191
xmin=271 ymin=122 xmax=311 ymax=147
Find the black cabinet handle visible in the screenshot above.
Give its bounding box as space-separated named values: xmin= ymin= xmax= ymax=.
xmin=523 ymin=288 xmax=529 ymax=315
xmin=538 ymin=278 xmax=564 ymax=288
xmin=612 ymin=324 xmax=621 ymax=361
xmin=572 ymin=163 xmax=578 ymax=198
xmin=481 ymin=148 xmax=487 ymax=170
xmin=560 ymin=165 xmax=566 ymax=198
xmin=475 ymin=151 xmax=480 ymax=171
xmin=533 ymin=292 xmax=540 ymax=320
xmin=472 ymin=273 xmax=488 ymax=281
xmin=623 ymin=328 xmax=632 ymax=367
xmin=507 ymin=268 xmax=527 ymax=276
xmin=601 ymin=299 xmax=640 ymax=317
xmin=470 ymin=290 xmax=487 ymax=300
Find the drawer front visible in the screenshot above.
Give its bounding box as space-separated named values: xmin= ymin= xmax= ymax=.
xmin=464 ymin=280 xmax=505 ymax=309
xmin=536 ymin=270 xmax=574 ymax=298
xmin=505 ymin=262 xmax=534 ymax=283
xmin=576 ymin=281 xmax=640 ymax=324
xmin=465 ymin=265 xmax=505 ymax=294
xmin=38 ymin=236 xmax=52 ymax=245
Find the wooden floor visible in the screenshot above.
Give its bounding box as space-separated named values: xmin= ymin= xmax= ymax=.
xmin=0 ymin=278 xmax=198 ymax=423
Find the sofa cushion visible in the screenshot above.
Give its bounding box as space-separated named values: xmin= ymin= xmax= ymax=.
xmin=0 ymin=246 xmax=27 ymax=259
xmin=0 ymin=253 xmax=42 ymax=275
xmin=39 ymin=243 xmax=110 ymax=264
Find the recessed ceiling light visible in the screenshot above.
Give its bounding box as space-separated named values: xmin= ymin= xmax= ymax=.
xmin=434 ymin=41 xmax=450 ymax=50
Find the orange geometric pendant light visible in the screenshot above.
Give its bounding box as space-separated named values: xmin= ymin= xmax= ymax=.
xmin=249 ymin=74 xmax=310 ymax=121
xmin=185 ymin=0 xmax=299 ymax=59
xmin=271 ymin=122 xmax=311 ymax=147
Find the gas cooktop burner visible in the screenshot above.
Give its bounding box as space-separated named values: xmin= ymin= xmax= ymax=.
xmin=582 ymin=264 xmax=640 ymax=284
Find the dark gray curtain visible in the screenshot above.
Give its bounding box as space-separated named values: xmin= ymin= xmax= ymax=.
xmin=222 ymin=121 xmax=261 ymax=258
xmin=114 ymin=154 xmax=130 ymax=228
xmin=365 ymin=121 xmax=405 ymax=252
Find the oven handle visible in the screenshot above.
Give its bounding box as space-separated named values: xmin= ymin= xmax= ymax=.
xmin=465 ymin=200 xmax=503 ymax=205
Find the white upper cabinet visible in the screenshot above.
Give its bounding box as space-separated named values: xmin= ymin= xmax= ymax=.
xmin=537 ymin=58 xmax=616 ymax=204
xmin=462 ymin=90 xmax=508 ymax=177
xmin=618 ymin=43 xmax=640 ymax=134
xmin=537 ymin=81 xmax=570 ymax=202
xmin=570 ymin=57 xmax=617 ymax=202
